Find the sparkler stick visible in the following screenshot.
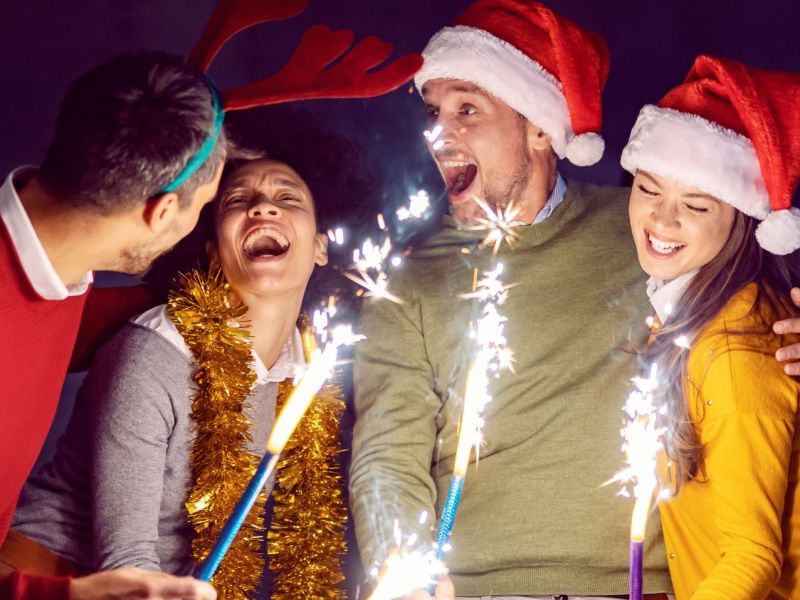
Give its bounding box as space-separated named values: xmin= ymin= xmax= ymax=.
xmin=606 ymin=363 xmax=667 ymax=600
xmin=196 ymin=319 xmax=363 ymax=581
xmin=433 ymin=264 xmax=511 ymax=562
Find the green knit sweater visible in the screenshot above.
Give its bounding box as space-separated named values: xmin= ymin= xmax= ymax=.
xmin=351 ymin=181 xmax=672 ymax=596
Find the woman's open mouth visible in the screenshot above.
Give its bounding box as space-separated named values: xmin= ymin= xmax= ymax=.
xmin=442 ymin=160 xmax=477 ymax=196
xmin=242 ymin=227 xmax=290 ymax=260
xmin=645 ymin=231 xmax=686 ymax=258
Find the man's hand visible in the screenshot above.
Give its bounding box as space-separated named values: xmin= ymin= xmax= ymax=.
xmin=774 ymin=287 xmax=800 ymax=376
xmin=71 ymin=567 xmax=216 ymax=600
xmin=403 ymin=575 xmax=455 ymax=600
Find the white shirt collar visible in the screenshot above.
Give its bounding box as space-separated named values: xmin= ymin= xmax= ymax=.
xmin=0 ymin=167 xmax=93 ymax=300
xmin=133 ymin=304 xmax=306 ymax=385
xmin=646 ymin=270 xmax=698 ymax=324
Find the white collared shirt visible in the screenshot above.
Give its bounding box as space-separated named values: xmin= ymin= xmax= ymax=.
xmin=646 ymin=270 xmax=698 ymax=324
xmin=0 ymin=167 xmax=92 ymax=300
xmin=532 ymin=172 xmax=567 ymax=225
xmin=133 ymin=304 xmax=306 ymax=385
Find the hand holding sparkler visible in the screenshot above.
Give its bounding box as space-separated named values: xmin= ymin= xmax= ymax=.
xmin=365 ymin=517 xmax=450 ymax=600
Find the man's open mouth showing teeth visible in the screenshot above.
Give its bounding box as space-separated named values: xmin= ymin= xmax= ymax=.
xmin=243 ymin=227 xmax=290 ymax=258
xmin=648 ymin=233 xmax=686 ymax=255
xmin=441 ymin=160 xmax=477 ymax=194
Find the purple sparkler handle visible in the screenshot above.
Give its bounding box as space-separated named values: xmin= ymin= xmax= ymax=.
xmin=629 ymin=540 xmax=643 ymax=600
xmin=195 ymin=451 xmax=279 ymax=581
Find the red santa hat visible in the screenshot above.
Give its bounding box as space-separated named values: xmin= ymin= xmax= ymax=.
xmin=414 ymin=0 xmax=609 ymax=166
xmin=621 ymin=55 xmax=800 ymax=255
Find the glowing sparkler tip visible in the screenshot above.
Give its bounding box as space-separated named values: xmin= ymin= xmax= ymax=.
xmin=674 ymin=335 xmax=691 ymax=349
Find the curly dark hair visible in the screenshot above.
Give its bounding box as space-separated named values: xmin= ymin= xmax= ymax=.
xmin=145 ymin=105 xmax=381 ymax=305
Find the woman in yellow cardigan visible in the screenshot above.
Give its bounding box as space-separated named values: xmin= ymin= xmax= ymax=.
xmin=620 ymin=55 xmax=800 ymax=599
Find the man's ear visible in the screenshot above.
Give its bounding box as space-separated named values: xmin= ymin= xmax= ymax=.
xmin=526 ymin=121 xmax=553 ymax=153
xmin=314 ymin=232 xmax=329 ymax=267
xmin=141 ymin=192 xmax=180 ymax=233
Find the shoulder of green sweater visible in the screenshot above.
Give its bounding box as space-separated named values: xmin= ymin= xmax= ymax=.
xmin=564 ymin=179 xmax=631 ymax=223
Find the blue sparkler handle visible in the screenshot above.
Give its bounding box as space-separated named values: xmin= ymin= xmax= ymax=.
xmin=195 ymin=451 xmax=279 ymax=581
xmin=629 ymin=540 xmax=643 ymax=600
xmin=435 ymin=475 xmax=465 ymax=560
xmin=426 ymin=475 xmax=465 ymax=595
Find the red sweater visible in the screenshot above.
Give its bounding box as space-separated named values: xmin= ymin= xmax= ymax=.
xmin=0 ymin=222 xmax=160 ymax=600
xmin=0 ymin=221 xmax=85 ymax=599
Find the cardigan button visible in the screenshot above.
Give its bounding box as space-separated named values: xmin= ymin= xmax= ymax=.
xmin=669 ymin=552 xmax=676 ymax=559
xmin=707 ymin=399 xmax=713 ymax=406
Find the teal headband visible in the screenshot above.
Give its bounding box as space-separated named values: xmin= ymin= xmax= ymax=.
xmin=159 ymin=82 xmax=224 ymax=194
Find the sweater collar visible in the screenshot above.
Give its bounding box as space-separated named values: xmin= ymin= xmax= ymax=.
xmin=436 ymin=177 xmax=586 ymax=251
xmin=133 ymin=304 xmax=306 ymax=385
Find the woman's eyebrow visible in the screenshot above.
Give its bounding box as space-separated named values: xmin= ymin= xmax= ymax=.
xmin=683 ymin=192 xmax=720 ymax=203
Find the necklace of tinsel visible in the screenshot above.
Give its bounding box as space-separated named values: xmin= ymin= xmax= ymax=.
xmin=168 ymin=268 xmax=347 ymax=599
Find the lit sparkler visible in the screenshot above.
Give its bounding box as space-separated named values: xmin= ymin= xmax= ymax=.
xmin=397 ymin=190 xmax=431 ymax=221
xmin=423 ymin=124 xmax=444 ymax=151
xmin=343 ymin=235 xmax=403 ymax=304
xmin=606 ymin=363 xmax=668 ymax=600
xmin=367 ymin=516 xmax=447 ymax=600
xmin=196 ymin=306 xmax=363 ymax=582
xmin=467 ymin=198 xmax=522 ymax=255
xmin=434 ymin=263 xmax=513 ymax=561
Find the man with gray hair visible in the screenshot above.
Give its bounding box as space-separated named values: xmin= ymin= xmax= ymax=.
xmin=0 ymin=51 xmax=226 ymax=600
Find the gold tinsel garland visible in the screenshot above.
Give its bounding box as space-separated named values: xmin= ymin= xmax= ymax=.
xmin=168 ymin=268 xmax=347 ymax=599
xmin=168 ymin=269 xmax=264 ymax=599
xmin=269 ymin=340 xmax=348 ymax=599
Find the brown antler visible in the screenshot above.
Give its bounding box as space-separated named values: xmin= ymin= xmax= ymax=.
xmin=189 ymin=0 xmax=308 ymax=71
xmin=222 ymin=24 xmax=424 ymax=111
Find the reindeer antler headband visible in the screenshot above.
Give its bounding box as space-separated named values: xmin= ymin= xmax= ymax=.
xmin=161 ymin=0 xmax=423 ymax=193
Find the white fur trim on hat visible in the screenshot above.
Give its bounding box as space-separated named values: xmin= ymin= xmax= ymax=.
xmin=414 ymin=26 xmax=573 ymax=158
xmin=565 ymin=132 xmax=604 ymax=166
xmin=755 ymin=207 xmax=800 ymax=255
xmin=621 ymin=105 xmax=770 ymax=220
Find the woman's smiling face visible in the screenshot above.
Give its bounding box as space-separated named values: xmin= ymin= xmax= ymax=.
xmin=211 ymin=159 xmax=328 ymax=298
xmin=629 ymin=170 xmax=737 ymax=281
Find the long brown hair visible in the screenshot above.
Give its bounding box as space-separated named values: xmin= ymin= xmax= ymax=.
xmin=639 ymin=211 xmax=800 ymax=488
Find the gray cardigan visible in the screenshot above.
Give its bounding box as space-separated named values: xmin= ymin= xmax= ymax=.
xmin=12 ymin=305 xmax=294 ymax=574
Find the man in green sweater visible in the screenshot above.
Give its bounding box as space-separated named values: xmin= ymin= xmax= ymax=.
xmin=349 ymin=2 xmax=673 ymax=599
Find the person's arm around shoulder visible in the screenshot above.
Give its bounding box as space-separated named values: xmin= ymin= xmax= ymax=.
xmin=774 ymin=287 xmax=800 ymax=375
xmin=690 ymin=336 xmax=797 ymax=600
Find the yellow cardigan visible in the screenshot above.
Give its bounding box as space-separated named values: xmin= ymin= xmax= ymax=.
xmin=658 ymin=283 xmax=800 ymax=600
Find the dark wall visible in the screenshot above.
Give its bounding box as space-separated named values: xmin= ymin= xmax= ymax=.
xmin=3 ymin=1 xmax=800 ymax=187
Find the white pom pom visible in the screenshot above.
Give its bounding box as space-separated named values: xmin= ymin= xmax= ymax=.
xmin=755 ymin=207 xmax=800 ymax=255
xmin=565 ymin=132 xmax=605 ymax=166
